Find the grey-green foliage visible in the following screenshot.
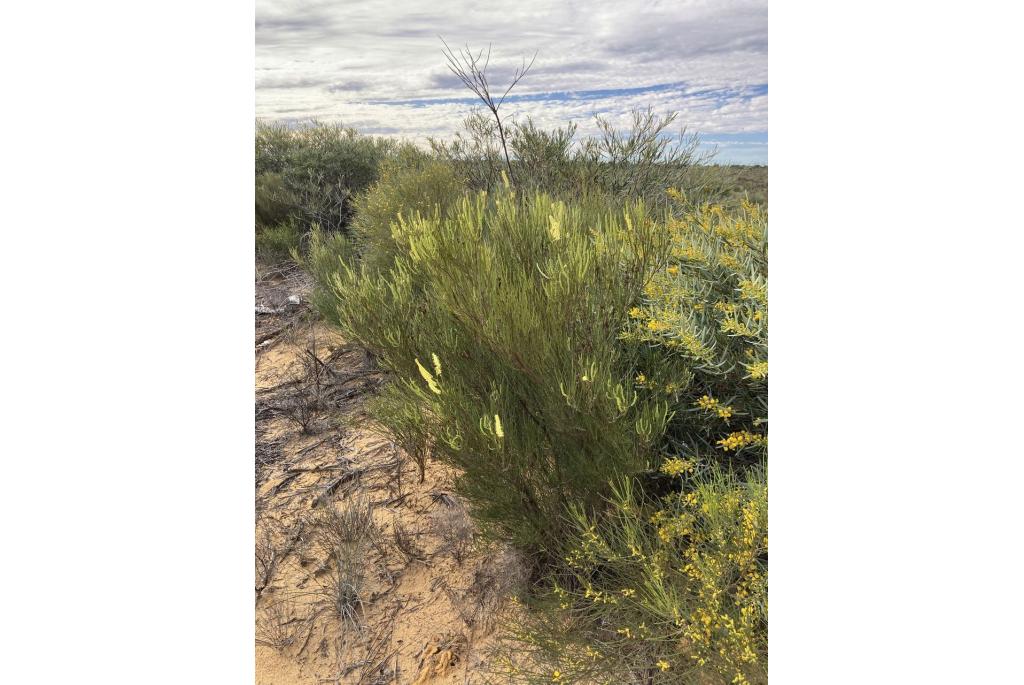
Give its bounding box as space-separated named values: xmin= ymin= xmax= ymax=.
xmin=430 ymin=108 xmax=722 ymax=211
xmin=428 ymin=110 xmax=507 ymax=191
xmin=320 ymin=188 xmax=674 ymax=554
xmin=255 ymin=120 xmax=397 ymax=232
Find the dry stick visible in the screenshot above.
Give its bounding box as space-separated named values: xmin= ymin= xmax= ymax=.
xmin=305 ymin=348 xmax=340 ymax=379
xmin=254 ymin=520 xmax=303 ymax=602
xmin=286 ymin=463 xmax=349 ymax=475
xmin=381 ymin=492 xmax=411 ymax=508
xmin=351 ymin=611 xmax=397 ymax=685
xmin=313 ymin=469 xmax=365 ymax=507
xmin=271 ymin=472 xmax=301 ymax=496
xmin=309 ymin=459 xmax=399 ymax=507
xmin=297 ymin=607 xmax=326 ymax=657
xmin=393 ymin=442 xmax=403 ymax=499
xmin=256 ymin=320 xmax=294 ymax=347
xmin=294 ymin=435 xmax=340 ymax=458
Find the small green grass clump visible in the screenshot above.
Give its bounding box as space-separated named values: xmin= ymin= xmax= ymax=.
xmin=255 ymin=220 xmax=302 ymax=263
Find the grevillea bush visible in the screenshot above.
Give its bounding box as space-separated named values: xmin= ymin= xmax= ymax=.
xmin=318 ymin=186 xmax=674 ymax=553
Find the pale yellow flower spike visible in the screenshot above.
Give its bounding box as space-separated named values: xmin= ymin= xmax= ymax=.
xmin=548 ymin=214 xmax=562 ymax=241
xmin=432 ymin=353 xmax=442 ymax=377
xmin=415 ymin=358 xmax=442 ymax=395
xmin=494 ymin=414 xmax=504 ymax=438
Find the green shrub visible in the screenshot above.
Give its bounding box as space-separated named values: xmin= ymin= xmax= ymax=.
xmin=302 ymin=151 xmax=465 ymax=323
xmin=318 ymin=188 xmax=673 ymax=553
xmin=294 ymin=94 xmax=769 ymax=680
xmin=255 ymin=172 xmax=295 ymax=229
xmin=366 ymin=379 xmax=432 ymax=484
xmin=255 ymin=120 xmax=396 ymax=233
xmin=699 ymin=166 xmax=768 ymax=210
xmin=348 ymin=151 xmax=467 ymax=273
xmin=302 ymin=226 xmax=356 ymax=326
xmin=256 ymin=221 xmax=302 ymax=263
xmin=501 ymin=465 xmax=767 ymax=685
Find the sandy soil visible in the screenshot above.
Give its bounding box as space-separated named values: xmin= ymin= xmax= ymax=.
xmin=255 ymin=265 xmax=525 ymax=685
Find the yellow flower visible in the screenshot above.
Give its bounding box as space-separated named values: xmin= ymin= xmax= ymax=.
xmin=660 ymin=457 xmax=694 ymax=477
xmin=718 ymin=253 xmax=741 ymax=269
xmin=494 ymin=414 xmax=504 ymax=438
xmin=679 ymin=245 xmax=705 ymax=262
xmin=548 ymin=214 xmax=562 ymax=241
xmin=635 ymin=373 xmax=647 ymax=385
xmin=415 ymin=358 xmax=441 ymax=395
xmin=745 ymin=361 xmax=768 ymax=380
xmin=738 ymin=279 xmax=767 ymax=304
xmin=431 ymin=353 xmax=442 ymax=376
xmin=551 ymin=670 xmax=564 ymax=682
xmin=667 ymin=265 xmax=680 ymax=276
xmin=696 ymin=395 xmax=716 ymax=409
xmin=657 ymin=660 xmax=671 ymax=672
xmin=717 ymin=431 xmax=767 ymax=451
xmin=629 ymin=306 xmax=644 ymax=319
xmin=721 ymin=318 xmax=755 ymax=337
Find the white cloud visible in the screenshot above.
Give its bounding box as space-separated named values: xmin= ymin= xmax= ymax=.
xmin=256 ymin=0 xmax=768 ymax=162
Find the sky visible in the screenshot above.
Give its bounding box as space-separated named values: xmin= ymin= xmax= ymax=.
xmin=256 ymin=0 xmax=768 ymax=164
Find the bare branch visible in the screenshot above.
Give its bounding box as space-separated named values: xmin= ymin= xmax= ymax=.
xmin=497 ymin=51 xmax=537 ymax=108
xmin=439 ymin=37 xmax=537 ymax=186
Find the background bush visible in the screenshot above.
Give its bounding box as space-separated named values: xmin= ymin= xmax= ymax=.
xmin=431 ymin=108 xmax=726 ymax=211
xmin=347 ymin=148 xmax=467 ymax=273
xmin=255 ymin=120 xmax=396 ymax=241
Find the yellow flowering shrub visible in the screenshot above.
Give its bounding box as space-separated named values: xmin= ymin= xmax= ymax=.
xmin=507 ymin=467 xmax=767 ymax=685
xmin=622 ymin=197 xmax=767 ymax=466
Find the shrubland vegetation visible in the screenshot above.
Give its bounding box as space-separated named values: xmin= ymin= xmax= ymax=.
xmin=256 ymin=63 xmax=767 ymax=682
xmin=255 ymin=121 xmax=400 ymax=259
